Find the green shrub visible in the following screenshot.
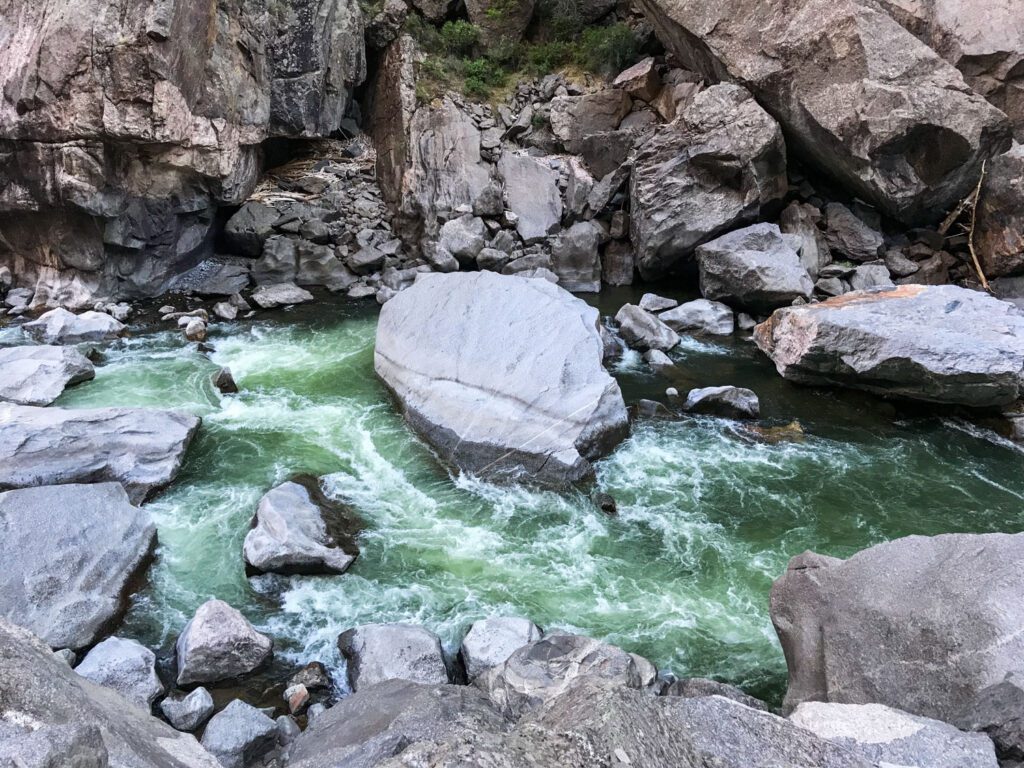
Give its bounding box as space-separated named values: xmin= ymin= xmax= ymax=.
xmin=576 ymin=24 xmax=638 ymax=75
xmin=440 ymin=20 xmax=480 ymax=56
xmin=525 ymin=40 xmax=574 ymax=75
xmin=462 ymin=57 xmax=507 ymax=98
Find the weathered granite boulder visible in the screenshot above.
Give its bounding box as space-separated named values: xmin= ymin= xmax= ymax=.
xmin=663 ymin=677 xmax=768 ymax=711
xmin=438 ymin=214 xmax=487 ymax=265
xmin=0 ymin=620 xmax=219 ymax=767
xmin=824 ymin=204 xmax=885 ymax=263
xmin=498 ymin=151 xmax=563 ymax=244
xmin=200 ymin=699 xmax=278 ymax=768
xmin=754 ymin=285 xmax=1024 ymax=407
xmin=22 ymin=308 xmax=126 ymax=345
xmin=615 ymin=304 xmax=681 ymax=351
xmin=683 ymin=386 xmax=760 ymax=419
xmin=635 ymin=0 xmax=1012 ymax=223
xmin=176 ymin=599 xmax=273 ymax=685
xmin=0 ymin=345 xmax=95 ymax=405
xmin=549 ymin=90 xmax=633 ymax=155
xmin=770 ymin=533 xmax=1024 ymax=721
xmin=284 ymin=679 xmax=508 ymax=768
xmin=224 ymin=201 xmax=279 ymax=257
xmin=375 ymin=272 xmax=629 ymax=485
xmin=698 ymin=223 xmax=814 ymax=313
xmin=75 ymin=637 xmax=164 ymax=711
xmin=876 ymin=0 xmax=1024 ymax=139
xmin=251 ymin=282 xmax=314 ymax=309
xmin=0 ymin=404 xmax=200 ymax=503
xmin=459 ymin=617 xmax=543 ymax=681
xmin=160 ymin=687 xmax=215 ymax=732
xmin=550 ymin=220 xmax=603 ymax=292
xmin=977 ymin=143 xmax=1024 ymax=278
xmin=0 ymin=483 xmax=155 ymax=651
xmin=243 ymin=480 xmax=358 ymax=575
xmin=337 ymin=623 xmax=449 ymax=691
xmin=630 ymin=84 xmax=787 ymax=278
xmin=790 ymin=702 xmax=998 ymax=768
xmin=475 ymin=633 xmax=652 ymax=718
xmin=659 ymin=299 xmax=735 ymax=336
xmin=955 ymin=673 xmax=1024 ymax=762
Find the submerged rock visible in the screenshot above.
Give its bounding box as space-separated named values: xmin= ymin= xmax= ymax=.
xmin=160 ymin=687 xmax=215 ymax=732
xmin=755 ymin=285 xmax=1024 ymax=407
xmin=790 ymin=702 xmax=998 ymax=768
xmin=0 ymin=404 xmax=200 ymax=503
xmin=0 ymin=483 xmax=155 ymax=651
xmin=0 ymin=345 xmax=95 ymax=406
xmin=0 ymin=620 xmax=219 ymax=767
xmin=337 ymin=623 xmax=449 ymax=691
xmin=176 ymin=599 xmax=273 ymax=685
xmin=75 ymin=637 xmax=164 ymax=711
xmin=374 ymin=272 xmax=629 ymax=485
xmin=243 ymin=480 xmax=358 ymax=575
xmin=200 ymin=699 xmax=278 ymax=768
xmin=459 ymin=617 xmax=544 ymax=681
xmin=22 ymin=308 xmax=126 ymax=345
xmin=770 ymin=533 xmax=1024 ymax=721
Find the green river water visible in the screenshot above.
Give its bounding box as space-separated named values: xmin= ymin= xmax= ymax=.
xmin=16 ymin=290 xmax=1024 ymax=704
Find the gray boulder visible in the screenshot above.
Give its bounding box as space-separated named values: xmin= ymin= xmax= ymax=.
xmin=683 ymin=386 xmax=760 ymax=419
xmin=780 ymin=201 xmax=831 ymax=279
xmin=250 ymin=282 xmax=314 ymax=309
xmin=955 ymin=673 xmax=1024 ymax=761
xmin=252 ymin=236 xmax=298 ymax=285
xmin=475 ymin=633 xmax=652 ymax=718
xmin=374 ymin=272 xmax=629 ymax=485
xmin=848 ymin=264 xmax=894 ymax=291
xmin=630 ymin=84 xmax=787 ymax=278
xmin=663 ymin=677 xmax=768 ymax=711
xmin=200 ymin=699 xmax=278 ymax=768
xmin=0 ymin=483 xmax=156 ymax=651
xmin=161 ymin=687 xmax=215 ymax=732
xmin=337 ymin=623 xmax=448 ymax=691
xmin=635 ymin=0 xmax=1012 ymax=223
xmin=176 ymin=599 xmax=273 ymax=685
xmin=614 ymin=304 xmax=681 ymax=352
xmin=283 ymin=679 xmax=508 ymax=768
xmin=549 ymin=90 xmax=632 ymax=154
xmin=498 ymin=152 xmax=562 ymax=244
xmin=22 ymin=308 xmax=126 ymax=345
xmin=0 ymin=345 xmax=95 ymax=406
xmin=242 ymin=481 xmax=357 ymax=575
xmin=659 ymin=299 xmax=735 ymax=336
xmin=75 ymin=637 xmax=163 ymax=711
xmin=438 ymin=215 xmax=487 ymax=265
xmin=790 ymin=702 xmax=998 ymax=768
xmin=224 ymin=201 xmax=278 ymax=257
xmin=550 ymin=220 xmax=603 ymax=292
xmin=770 ymin=533 xmax=1024 ymax=721
xmin=754 ymin=284 xmax=1024 ymax=407
xmin=0 ymin=619 xmax=219 ymax=767
xmin=638 ymin=293 xmax=678 ymax=313
xmin=824 ymin=203 xmax=885 ymax=262
xmin=698 ymin=223 xmax=814 ymax=313
xmin=459 ymin=617 xmax=543 ymax=681
xmin=0 ymin=404 xmax=200 ymax=504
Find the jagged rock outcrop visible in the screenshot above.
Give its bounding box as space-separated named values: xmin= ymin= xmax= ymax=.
xmin=0 ymin=344 xmax=94 ymax=405
xmin=0 ymin=483 xmax=156 ymax=651
xmin=754 ymin=284 xmax=1024 ymax=407
xmin=630 ymin=84 xmax=787 ymax=278
xmin=375 ymin=272 xmax=629 ymax=485
xmin=0 ymin=404 xmax=199 ymax=502
xmin=770 ymin=532 xmax=1024 ymax=722
xmin=876 ymin=0 xmax=1024 ymax=139
xmin=635 ymin=0 xmax=1012 ymax=224
xmin=977 ymin=143 xmax=1024 ymax=277
xmin=0 ymin=619 xmax=219 ymax=767
xmin=0 ymin=0 xmax=365 ymax=307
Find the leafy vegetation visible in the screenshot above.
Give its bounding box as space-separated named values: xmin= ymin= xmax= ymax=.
xmin=405 ymin=2 xmax=642 ymax=103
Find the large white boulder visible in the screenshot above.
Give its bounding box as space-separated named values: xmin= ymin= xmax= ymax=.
xmin=0 ymin=345 xmax=95 ymax=405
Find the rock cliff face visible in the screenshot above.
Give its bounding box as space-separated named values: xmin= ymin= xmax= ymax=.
xmin=0 ymin=0 xmax=364 ymax=308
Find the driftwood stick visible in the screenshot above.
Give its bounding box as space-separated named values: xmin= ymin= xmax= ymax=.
xmin=966 ymin=161 xmax=990 ymax=293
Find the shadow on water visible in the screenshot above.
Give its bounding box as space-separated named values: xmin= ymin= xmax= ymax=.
xmin=42 ymin=288 xmax=1024 ymax=708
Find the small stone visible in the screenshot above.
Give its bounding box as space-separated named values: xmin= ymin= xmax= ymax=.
xmin=200 ymin=699 xmax=278 ymax=768
xmin=52 ymin=649 xmax=76 ymax=666
xmin=306 ymin=703 xmax=326 ymax=726
xmin=160 ymin=687 xmax=215 ymax=732
xmin=213 ymin=301 xmax=238 ymax=321
xmin=277 ymin=715 xmax=300 ymax=746
xmin=284 ymin=683 xmax=310 ymax=715
xmin=289 ymin=662 xmax=332 ymax=692
xmin=184 ymin=318 xmax=207 ymax=342
xmin=593 ymin=492 xmax=618 ymax=516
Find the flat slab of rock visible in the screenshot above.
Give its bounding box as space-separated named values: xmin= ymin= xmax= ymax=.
xmin=0 ymin=345 xmax=94 ymax=405
xmin=337 ymin=623 xmax=448 ymax=691
xmin=0 ymin=483 xmax=155 ymax=651
xmin=250 ymin=282 xmax=314 ymax=309
xmin=374 ymin=272 xmax=629 ymax=485
xmin=683 ymin=386 xmax=760 ymax=419
xmin=770 ymin=533 xmax=1024 ymax=722
xmin=176 ymin=599 xmax=273 ymax=685
xmin=0 ymin=620 xmax=220 ymax=767
xmin=22 ymin=308 xmax=126 ymax=345
xmin=0 ymin=404 xmax=200 ymax=503
xmin=75 ymin=636 xmax=164 ymax=711
xmin=459 ymin=617 xmax=543 ymax=681
xmin=243 ymin=480 xmax=358 ymax=575
xmin=790 ymin=702 xmax=998 ymax=768
xmin=200 ymin=699 xmax=278 ymax=768
xmin=755 ymin=284 xmax=1024 ymax=407
xmin=660 ymin=299 xmax=735 ymax=335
